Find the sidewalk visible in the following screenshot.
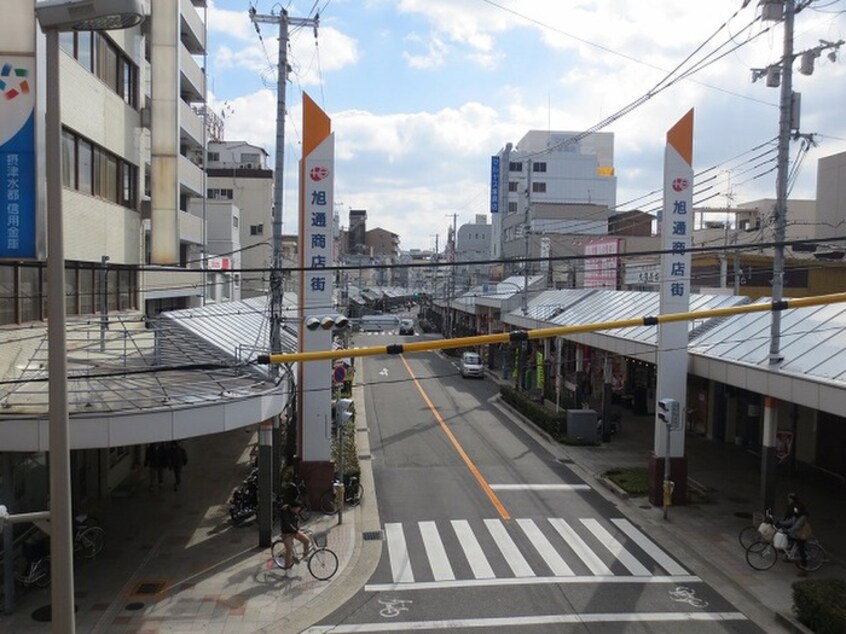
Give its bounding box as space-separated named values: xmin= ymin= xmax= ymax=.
xmin=486 ymin=370 xmax=845 ymax=633
xmin=0 ymin=374 xmax=378 ymax=633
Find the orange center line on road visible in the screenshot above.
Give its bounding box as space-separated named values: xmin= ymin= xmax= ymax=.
xmin=400 ymin=355 xmax=511 ymax=521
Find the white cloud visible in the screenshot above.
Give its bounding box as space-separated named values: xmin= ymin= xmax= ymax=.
xmin=207 ymin=0 xmax=846 ymax=249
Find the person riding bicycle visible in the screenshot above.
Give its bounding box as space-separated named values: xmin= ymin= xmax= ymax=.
xmin=279 ymin=498 xmax=310 ymax=570
xmin=777 ymin=492 xmax=810 ymax=574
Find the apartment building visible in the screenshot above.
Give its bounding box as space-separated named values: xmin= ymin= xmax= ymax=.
xmin=490 ymin=130 xmax=617 ymax=278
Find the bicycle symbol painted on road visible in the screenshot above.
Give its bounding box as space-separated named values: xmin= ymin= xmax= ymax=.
xmin=668 ymin=586 xmax=709 ymax=608
xmin=378 ymin=597 xmax=413 ymax=618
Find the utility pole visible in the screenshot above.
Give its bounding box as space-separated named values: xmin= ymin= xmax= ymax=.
xmin=249 ymin=5 xmax=319 ymax=548
xmin=446 ymin=213 xmax=457 ymax=337
xmin=522 ymin=159 xmax=532 ymax=315
xmin=752 ymin=0 xmax=842 ymax=512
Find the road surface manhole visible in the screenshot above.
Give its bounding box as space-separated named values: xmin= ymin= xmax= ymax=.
xmin=362 ymin=530 xmax=384 ymax=541
xmin=125 ymin=602 xmax=145 ymax=611
xmin=132 ymin=580 xmax=166 ymax=595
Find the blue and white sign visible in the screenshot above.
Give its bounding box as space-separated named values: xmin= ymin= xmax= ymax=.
xmin=490 ymin=155 xmax=500 ymax=214
xmin=0 ymin=56 xmax=36 ymax=259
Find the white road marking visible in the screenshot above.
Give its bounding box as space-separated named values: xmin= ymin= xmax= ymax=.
xmin=484 ymin=519 xmax=534 ymax=577
xmin=365 ymin=574 xmax=701 ymax=592
xmin=489 ymin=484 xmax=591 ymax=491
xmin=419 ymin=521 xmax=455 ymax=581
xmin=581 ymin=518 xmax=652 ymax=576
xmin=611 ymin=518 xmax=689 ymax=576
xmin=516 ymin=518 xmax=574 ymax=576
xmin=450 ymin=520 xmax=495 ymax=579
xmin=302 ymin=611 xmax=746 ymax=632
xmin=385 ymin=523 xmax=414 ymax=583
xmin=548 ymin=518 xmax=613 ymax=575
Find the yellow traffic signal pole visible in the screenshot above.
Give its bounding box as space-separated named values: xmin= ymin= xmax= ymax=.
xmin=256 ymin=292 xmax=846 ymax=366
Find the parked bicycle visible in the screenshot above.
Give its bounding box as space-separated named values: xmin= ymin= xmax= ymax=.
xmin=738 ymin=508 xmax=774 ymax=549
xmin=73 ymin=513 xmax=105 ymax=559
xmin=270 ymin=528 xmax=338 ymax=580
xmin=320 ymin=475 xmax=363 ymax=515
xmin=745 ymin=529 xmax=826 ymax=572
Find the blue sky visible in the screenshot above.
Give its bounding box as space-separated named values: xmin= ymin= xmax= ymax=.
xmin=206 ymin=0 xmax=846 ymax=251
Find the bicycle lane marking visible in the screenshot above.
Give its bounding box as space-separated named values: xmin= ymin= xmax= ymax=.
xmin=400 ymin=355 xmax=510 ymax=521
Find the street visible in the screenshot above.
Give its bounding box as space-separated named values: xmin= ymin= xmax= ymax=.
xmin=307 ymin=332 xmax=764 ymax=633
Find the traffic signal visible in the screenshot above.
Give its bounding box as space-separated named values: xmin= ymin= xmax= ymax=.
xmin=305 ymin=314 xmax=349 ymax=331
xmin=658 ymin=397 xmax=680 ymax=431
xmin=334 ymin=398 xmax=355 ymax=428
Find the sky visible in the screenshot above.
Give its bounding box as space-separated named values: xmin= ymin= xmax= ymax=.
xmin=205 ymin=0 xmax=846 ymax=251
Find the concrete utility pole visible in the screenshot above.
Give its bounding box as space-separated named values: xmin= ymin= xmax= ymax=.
xmin=754 ymin=0 xmax=843 ymax=513
xmin=522 ymin=159 xmax=532 ymax=315
xmin=446 ymin=213 xmax=457 ymax=337
xmin=249 ymin=6 xmax=318 ymax=547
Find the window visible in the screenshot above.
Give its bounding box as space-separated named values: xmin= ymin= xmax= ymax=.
xmin=207 ymin=151 xmax=220 ymax=162
xmin=508 ymin=181 xmax=518 ymax=192
xmin=207 ymin=188 xmax=234 ymax=200
xmin=60 ymin=32 xmax=137 ymax=106
xmin=233 ymin=217 xmax=239 ymax=228
xmin=241 ymin=152 xmax=260 ymax=165
xmin=533 ymin=162 xmax=547 ymax=173
xmin=78 ymin=139 xmax=93 ymax=195
xmin=509 ymin=162 xmax=523 ymax=172
xmin=508 ymin=202 xmax=518 ymax=213
xmin=62 ymin=131 xmax=76 ymax=188
xmin=532 ymin=182 xmax=546 ymax=193
xmin=62 ymin=129 xmax=137 ymax=208
xmin=250 ymin=224 xmax=264 ymax=236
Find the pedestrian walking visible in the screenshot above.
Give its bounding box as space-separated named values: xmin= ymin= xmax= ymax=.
xmin=168 ymin=440 xmax=188 ymax=491
xmin=145 ymin=443 xmax=166 ymax=490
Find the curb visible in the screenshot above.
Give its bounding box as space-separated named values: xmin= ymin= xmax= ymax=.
xmin=775 ymin=611 xmax=814 ymax=634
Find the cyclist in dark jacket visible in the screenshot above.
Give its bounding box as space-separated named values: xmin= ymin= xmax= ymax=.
xmin=778 ymin=492 xmax=809 ymax=573
xmin=279 ymin=498 xmax=310 ymax=569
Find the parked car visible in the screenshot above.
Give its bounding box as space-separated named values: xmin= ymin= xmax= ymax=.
xmin=399 ymin=319 xmax=415 ymax=335
xmin=460 ymin=351 xmax=484 ymax=378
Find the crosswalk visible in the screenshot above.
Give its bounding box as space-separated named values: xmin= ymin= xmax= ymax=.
xmin=371 ymin=516 xmax=693 ymax=590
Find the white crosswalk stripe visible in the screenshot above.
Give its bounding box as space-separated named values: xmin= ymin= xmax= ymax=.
xmin=381 ymin=517 xmax=689 ymax=585
xmin=420 ymin=521 xmax=455 ymax=581
xmin=451 ymin=519 xmax=495 ymax=579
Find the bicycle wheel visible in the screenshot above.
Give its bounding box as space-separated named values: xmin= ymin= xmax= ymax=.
xmin=320 ymin=489 xmax=337 ymax=515
xmin=738 ymin=525 xmax=760 ymax=549
xmin=78 ymin=526 xmax=105 ymax=559
xmin=307 ymin=547 xmax=339 ymax=580
xmin=34 ymin=561 xmax=51 ymax=588
xmin=745 ymin=540 xmax=777 ymax=570
xmin=797 ymin=542 xmax=825 ymax=572
xmin=270 ymin=539 xmax=288 ymax=569
xmin=347 ymin=481 xmax=363 ymax=507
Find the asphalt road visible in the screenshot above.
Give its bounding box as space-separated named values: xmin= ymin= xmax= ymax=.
xmin=308 ymin=331 xmax=764 ymax=633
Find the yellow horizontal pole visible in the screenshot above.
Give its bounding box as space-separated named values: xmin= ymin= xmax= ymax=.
xmin=257 ymin=292 xmax=846 ymax=365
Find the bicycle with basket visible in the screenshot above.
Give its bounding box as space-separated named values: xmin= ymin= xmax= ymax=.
xmin=743 ymin=508 xmax=826 ymax=572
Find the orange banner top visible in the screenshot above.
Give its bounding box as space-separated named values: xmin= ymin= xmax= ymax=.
xmin=667 ymin=108 xmax=694 ymax=167
xmin=302 ymin=92 xmax=331 ymax=158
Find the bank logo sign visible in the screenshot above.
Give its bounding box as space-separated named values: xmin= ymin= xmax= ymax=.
xmin=0 ymin=56 xmax=37 ymax=259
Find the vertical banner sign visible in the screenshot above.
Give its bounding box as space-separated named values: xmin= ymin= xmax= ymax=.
xmin=490 ymin=155 xmax=500 ymax=214
xmin=655 ymin=109 xmax=693 ymax=458
xmin=299 ymin=93 xmax=334 ymax=462
xmin=0 ymin=57 xmax=37 ymax=258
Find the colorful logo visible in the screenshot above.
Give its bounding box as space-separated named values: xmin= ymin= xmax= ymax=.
xmin=309 ymin=166 xmax=330 ymax=181
xmin=0 ymin=63 xmax=30 ymax=101
xmin=672 ymin=177 xmax=690 ymax=192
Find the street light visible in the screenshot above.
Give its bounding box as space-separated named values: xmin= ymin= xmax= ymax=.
xmin=35 ymin=1 xmax=144 ymax=631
